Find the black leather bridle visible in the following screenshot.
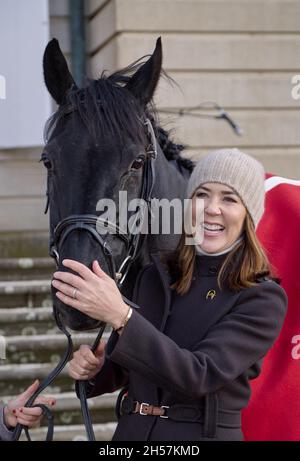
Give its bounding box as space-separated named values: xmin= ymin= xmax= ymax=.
xmin=13 ymin=117 xmax=158 ymax=441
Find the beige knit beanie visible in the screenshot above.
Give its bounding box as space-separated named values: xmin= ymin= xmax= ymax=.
xmin=186 ymin=148 xmax=265 ymax=229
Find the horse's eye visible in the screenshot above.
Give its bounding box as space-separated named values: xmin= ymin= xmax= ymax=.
xmin=130 ymin=157 xmax=144 ymax=170
xmin=44 ymin=159 xmax=53 ymax=170
xmin=40 ymin=154 xmax=53 ymax=171
xmin=44 ymin=158 xmax=52 ymax=171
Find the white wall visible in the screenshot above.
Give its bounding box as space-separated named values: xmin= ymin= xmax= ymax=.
xmin=88 ymin=0 xmax=300 ymax=179
xmin=0 ymin=0 xmax=51 ymax=149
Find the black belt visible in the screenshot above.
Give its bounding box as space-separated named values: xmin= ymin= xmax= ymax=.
xmin=120 ymin=396 xmax=241 ymax=429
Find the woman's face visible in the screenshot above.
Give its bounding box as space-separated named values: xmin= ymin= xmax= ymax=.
xmin=191 ymin=182 xmax=247 ymax=253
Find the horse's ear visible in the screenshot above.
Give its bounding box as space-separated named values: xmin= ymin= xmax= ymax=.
xmin=126 ymin=37 xmax=162 ymax=106
xmin=43 ymin=38 xmax=76 ymax=105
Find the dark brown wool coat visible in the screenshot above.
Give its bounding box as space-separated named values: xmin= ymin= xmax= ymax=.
xmin=84 ymin=252 xmax=287 ymax=441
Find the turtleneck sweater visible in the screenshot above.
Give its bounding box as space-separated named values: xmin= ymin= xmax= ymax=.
xmin=195 ymin=235 xmax=244 ymax=257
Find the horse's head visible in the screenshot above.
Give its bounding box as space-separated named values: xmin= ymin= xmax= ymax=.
xmin=42 ymin=38 xmax=163 ymax=330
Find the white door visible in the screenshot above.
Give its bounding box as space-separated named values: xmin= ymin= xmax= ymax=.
xmin=0 ymin=0 xmax=51 ymax=149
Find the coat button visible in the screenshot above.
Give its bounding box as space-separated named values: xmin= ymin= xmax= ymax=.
xmin=209 ymin=266 xmax=218 ymax=274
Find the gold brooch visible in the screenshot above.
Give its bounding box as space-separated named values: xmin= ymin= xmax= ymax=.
xmin=206 ymin=290 xmax=217 ymax=300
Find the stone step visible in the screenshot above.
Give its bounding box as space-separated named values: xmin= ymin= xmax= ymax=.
xmin=0 ymin=307 xmax=53 ymax=323
xmin=0 ymin=363 xmax=73 ymax=396
xmin=3 ymin=332 xmax=111 ymax=364
xmin=0 ymin=279 xmax=52 ymax=308
xmin=19 ymin=422 xmax=117 ymax=441
xmin=0 ymin=232 xmax=49 ymax=259
xmin=0 ymin=257 xmax=55 ymax=281
xmin=0 ymin=362 xmax=72 ymax=381
xmin=0 ymin=307 xmax=56 ymax=336
xmin=2 ymin=391 xmax=118 ymax=427
xmin=0 ymin=307 xmax=111 ymax=337
xmin=49 ymin=391 xmax=118 ymax=412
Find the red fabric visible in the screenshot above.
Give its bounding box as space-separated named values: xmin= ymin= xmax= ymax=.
xmin=242 ymin=173 xmax=300 ymax=441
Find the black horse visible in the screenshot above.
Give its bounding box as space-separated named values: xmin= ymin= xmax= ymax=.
xmin=42 ymin=37 xmax=193 ymax=332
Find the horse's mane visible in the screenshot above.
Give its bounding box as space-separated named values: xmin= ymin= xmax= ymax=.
xmin=45 ymin=57 xmax=195 ymax=174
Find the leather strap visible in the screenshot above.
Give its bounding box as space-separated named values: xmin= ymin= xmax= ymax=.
xmin=133 ymin=401 xmax=168 ymax=417
xmin=204 ymin=393 xmax=219 ymax=438
xmin=120 ymin=396 xmax=241 ymax=428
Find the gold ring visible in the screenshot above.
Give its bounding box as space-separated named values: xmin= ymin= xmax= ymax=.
xmin=72 ymin=288 xmax=77 ymax=299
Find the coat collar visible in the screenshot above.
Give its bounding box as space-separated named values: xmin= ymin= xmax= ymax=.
xmin=150 ymin=252 xmax=228 ymax=280
xmin=194 ymin=253 xmax=229 ymax=277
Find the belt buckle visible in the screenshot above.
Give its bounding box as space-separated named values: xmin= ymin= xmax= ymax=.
xmin=160 ymin=405 xmax=169 ymax=419
xmin=139 ymin=402 xmax=150 ymax=415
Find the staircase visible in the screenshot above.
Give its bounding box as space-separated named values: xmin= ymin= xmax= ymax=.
xmin=0 ymin=256 xmax=117 ymax=441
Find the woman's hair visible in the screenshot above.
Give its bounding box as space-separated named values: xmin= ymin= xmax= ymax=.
xmin=162 ymin=212 xmax=279 ymax=295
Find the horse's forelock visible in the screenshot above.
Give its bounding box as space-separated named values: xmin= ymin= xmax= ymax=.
xmin=44 ymin=61 xmax=192 ymax=175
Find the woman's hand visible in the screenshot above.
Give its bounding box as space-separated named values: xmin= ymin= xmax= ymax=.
xmin=3 ymin=380 xmax=56 ymax=429
xmin=68 ymin=340 xmax=106 ymax=381
xmin=51 ymin=259 xmax=129 ymax=330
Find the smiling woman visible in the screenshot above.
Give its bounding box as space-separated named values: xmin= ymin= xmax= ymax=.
xmin=168 ymin=148 xmax=274 ymax=295
xmin=64 ymin=147 xmax=287 ymax=442
xmin=192 ymin=182 xmax=247 ymax=253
